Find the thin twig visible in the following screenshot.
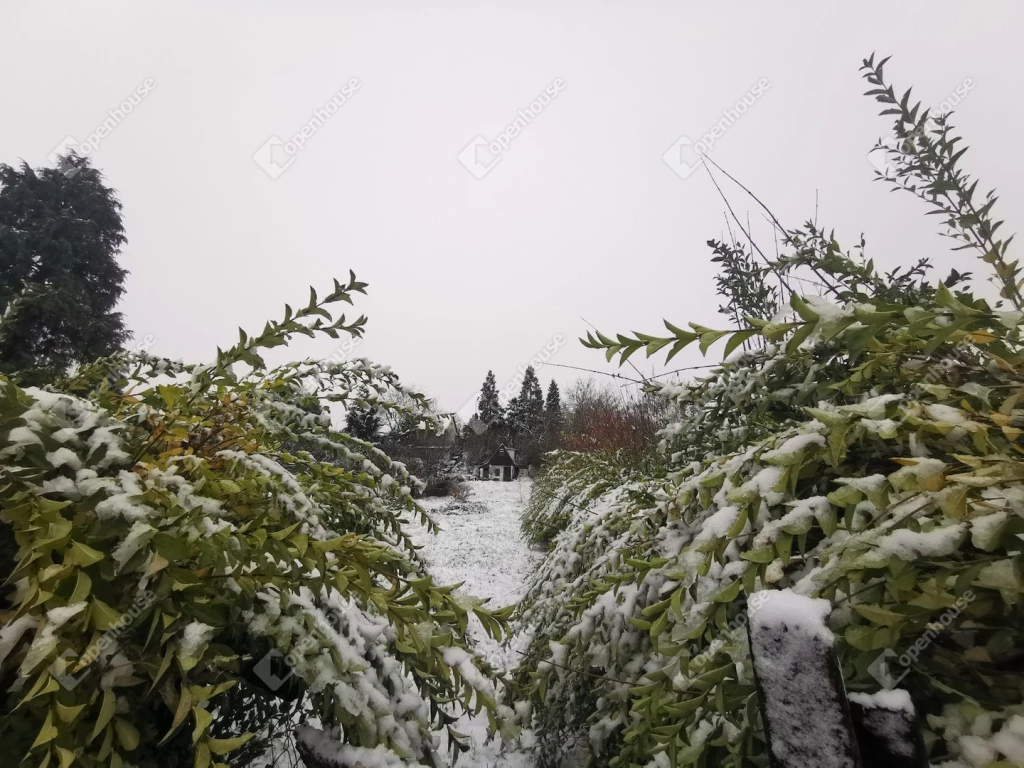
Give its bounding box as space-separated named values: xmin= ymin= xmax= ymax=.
xmin=703 ymin=155 xmax=843 ymax=300
xmin=701 ymin=159 xmax=795 ymax=299
xmin=512 ymin=649 xmax=634 ymax=686
xmin=539 ymin=362 xmax=644 ymax=384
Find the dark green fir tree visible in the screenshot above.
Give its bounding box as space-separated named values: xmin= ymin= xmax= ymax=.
xmin=0 ymin=153 xmax=130 ymax=385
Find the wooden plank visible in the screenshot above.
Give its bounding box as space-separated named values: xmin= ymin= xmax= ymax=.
xmin=747 ymin=590 xmax=862 ymax=768
xmin=848 ymin=690 xmax=928 ymax=768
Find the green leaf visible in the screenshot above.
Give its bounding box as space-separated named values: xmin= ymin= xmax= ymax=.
xmin=698 ymin=330 xmax=730 ymax=356
xmin=936 ymin=283 xmax=983 ymax=317
xmin=740 ymin=548 xmax=775 ymax=564
xmin=723 ymin=330 xmax=757 ymax=359
xmin=786 ymin=321 xmax=817 ymax=353
xmin=66 ymin=541 xmax=104 ymax=567
xmin=790 ymin=294 xmax=820 ymax=322
xmin=90 ymin=598 xmax=122 ymax=631
xmin=713 ymin=580 xmax=742 ymax=603
xmin=664 ymin=334 xmax=698 ymax=362
xmin=852 ymin=604 xmax=904 ymax=627
xmin=152 ymin=533 xmax=192 ymax=563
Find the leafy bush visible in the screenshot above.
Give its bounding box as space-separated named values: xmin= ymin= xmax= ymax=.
xmin=513 ymin=56 xmax=1024 ymax=767
xmin=521 ymin=451 xmax=640 ymax=549
xmin=0 ymin=274 xmax=514 ymax=767
xmin=559 ymin=380 xmax=667 ymax=467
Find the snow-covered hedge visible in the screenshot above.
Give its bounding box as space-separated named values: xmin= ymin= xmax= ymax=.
xmin=0 ymin=275 xmax=513 ymax=767
xmin=518 ymin=296 xmax=1024 ymax=768
xmin=520 ymin=451 xmax=640 ymax=549
xmin=513 ymin=58 xmax=1024 ymax=767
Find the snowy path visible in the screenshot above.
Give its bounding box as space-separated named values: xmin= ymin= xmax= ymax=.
xmin=409 ymin=478 xmax=541 ymax=766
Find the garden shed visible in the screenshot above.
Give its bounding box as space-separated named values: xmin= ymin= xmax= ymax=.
xmin=476 ymin=443 xmax=519 ymax=481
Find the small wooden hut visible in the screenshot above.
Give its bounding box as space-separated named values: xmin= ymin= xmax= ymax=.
xmin=476 ymin=443 xmax=519 ymax=481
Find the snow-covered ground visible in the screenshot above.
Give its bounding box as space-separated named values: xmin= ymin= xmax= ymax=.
xmin=410 ymin=478 xmax=542 ymax=767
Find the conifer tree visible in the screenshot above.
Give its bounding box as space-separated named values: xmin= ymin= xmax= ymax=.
xmin=476 ymin=369 xmax=503 ymax=428
xmin=0 ymin=153 xmax=130 ymax=385
xmin=344 ymin=405 xmax=381 ymax=441
xmin=509 ymin=366 xmax=544 ymax=435
xmin=544 ymin=379 xmax=563 ymax=440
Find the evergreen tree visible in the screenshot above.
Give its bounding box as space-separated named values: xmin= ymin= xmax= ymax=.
xmin=506 ymin=395 xmax=521 ymax=432
xmin=509 ymin=366 xmax=544 ymax=435
xmin=544 ymin=379 xmax=564 ymax=439
xmin=345 ymin=405 xmax=381 ymax=441
xmin=0 ymin=153 xmax=130 ymax=385
xmin=476 ymin=370 xmax=503 ymax=427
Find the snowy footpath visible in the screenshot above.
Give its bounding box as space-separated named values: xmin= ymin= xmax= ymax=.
xmin=409 ymin=478 xmax=542 ymax=767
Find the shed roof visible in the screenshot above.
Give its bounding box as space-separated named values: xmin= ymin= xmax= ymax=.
xmin=478 ymin=443 xmax=518 ymax=467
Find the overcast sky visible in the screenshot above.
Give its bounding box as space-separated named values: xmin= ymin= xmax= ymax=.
xmin=2 ymin=1 xmax=1022 ymax=418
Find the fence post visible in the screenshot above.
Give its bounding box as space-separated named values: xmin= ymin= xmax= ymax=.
xmin=747 ymin=590 xmax=862 ymax=768
xmin=848 ymin=690 xmax=929 ymax=768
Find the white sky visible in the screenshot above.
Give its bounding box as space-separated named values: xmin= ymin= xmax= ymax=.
xmin=2 ymin=1 xmax=1021 ymax=417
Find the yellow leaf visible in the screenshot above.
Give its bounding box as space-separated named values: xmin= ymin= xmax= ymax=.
xmin=68 ymin=541 xmax=105 ymax=567
xmin=18 ymin=672 xmax=59 ymax=708
xmin=90 ymin=690 xmax=116 ymax=742
xmin=208 ymin=734 xmax=254 ymax=755
xmin=55 ymin=746 xmax=75 ymax=768
xmin=145 ymin=552 xmax=170 ymax=577
xmin=192 ymin=707 xmax=214 ymax=744
xmin=90 ymin=599 xmax=121 ymax=631
xmin=160 ymin=684 xmax=193 ymax=744
xmin=194 ymin=743 xmax=211 ymax=768
xmin=938 ymin=487 xmax=969 ymax=519
xmin=69 ymin=571 xmax=92 ymax=604
xmin=114 ymin=719 xmax=140 ymax=751
xmin=965 ymin=646 xmax=992 ymax=662
xmin=55 ymin=700 xmax=86 ymax=723
xmin=991 ymin=412 xmax=1011 ymax=427
xmin=30 ymin=711 xmax=58 ymax=749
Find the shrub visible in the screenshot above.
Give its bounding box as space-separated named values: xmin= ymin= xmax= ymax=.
xmin=559 ymin=380 xmax=667 ymax=467
xmin=513 ymin=55 xmax=1024 ymax=767
xmin=0 ymin=274 xmax=514 ymax=767
xmin=520 ymin=451 xmax=636 ymax=549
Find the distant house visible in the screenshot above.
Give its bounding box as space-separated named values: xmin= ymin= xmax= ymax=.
xmin=477 ymin=443 xmax=519 ymax=481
